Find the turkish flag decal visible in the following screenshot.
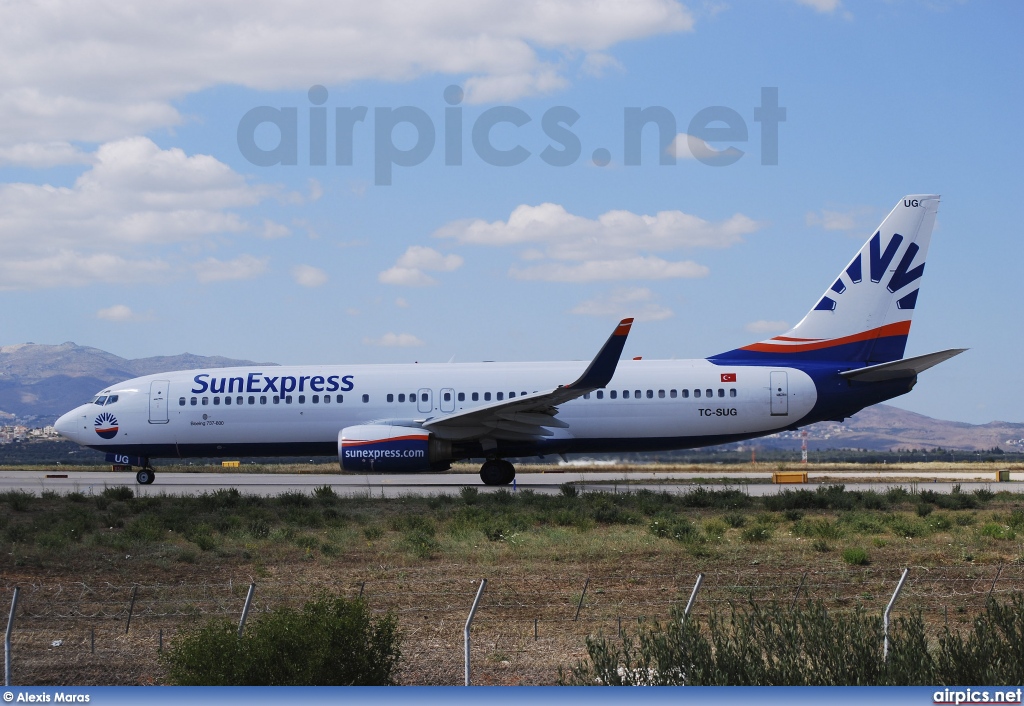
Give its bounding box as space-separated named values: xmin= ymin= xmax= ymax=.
xmin=721 ymin=373 xmax=737 ymax=382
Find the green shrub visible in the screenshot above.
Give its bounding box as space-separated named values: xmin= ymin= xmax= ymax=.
xmin=101 ymin=486 xmax=134 ymax=501
xmin=559 ymin=483 xmax=579 ymax=498
xmin=916 ymin=503 xmax=934 ymax=517
xmin=741 ymin=525 xmax=773 ymax=543
xmin=979 ymin=523 xmax=1016 ymax=541
xmin=842 ymin=547 xmax=870 ymax=565
xmin=723 ymin=512 xmax=746 ymax=528
xmin=363 ymin=525 xmax=383 ymax=541
xmin=1 ymin=490 xmax=35 ymax=511
xmin=313 ymin=485 xmax=338 ymax=502
xmin=164 ymin=594 xmax=401 ymax=685
xmin=649 ymin=516 xmax=698 ymax=542
xmin=460 ymin=486 xmax=479 ymax=505
xmin=811 ymin=538 xmax=832 ymax=552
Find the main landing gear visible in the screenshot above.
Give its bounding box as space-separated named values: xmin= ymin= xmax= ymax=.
xmin=135 ymin=467 xmax=156 ymax=485
xmin=479 ymin=459 xmax=515 ymax=486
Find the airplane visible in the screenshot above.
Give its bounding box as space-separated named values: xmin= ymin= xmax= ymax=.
xmin=54 ymin=195 xmax=964 ymax=486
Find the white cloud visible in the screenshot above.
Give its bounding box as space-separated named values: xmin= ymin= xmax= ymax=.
xmin=96 ymin=304 xmax=149 ymax=322
xmin=308 ymin=178 xmax=323 ymax=202
xmin=434 ymin=202 xmax=756 ymax=283
xmin=745 ymin=319 xmax=790 ymax=334
xmin=0 ymin=0 xmax=695 ymax=147
xmin=794 ymin=0 xmax=841 ymax=12
xmin=363 ymin=332 xmax=425 ymax=347
xmin=291 ymin=264 xmax=329 ymax=287
xmin=436 ymin=203 xmax=759 ymax=259
xmin=194 ymin=255 xmax=269 ymax=283
xmin=379 ymin=245 xmax=463 ymax=286
xmin=511 ymin=256 xmax=708 ymax=282
xmin=0 ymin=137 xmax=275 ymax=289
xmin=667 ymin=133 xmax=742 ymax=163
xmin=805 ymin=206 xmax=874 ymax=232
xmin=0 ymin=141 xmax=93 ymax=167
xmin=261 ymin=220 xmax=291 ymax=239
xmin=571 ymin=287 xmax=673 ymax=321
xmin=395 ymin=297 xmax=409 ymax=308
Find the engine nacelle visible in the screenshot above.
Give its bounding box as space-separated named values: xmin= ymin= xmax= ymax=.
xmin=339 ymin=424 xmax=452 ymax=473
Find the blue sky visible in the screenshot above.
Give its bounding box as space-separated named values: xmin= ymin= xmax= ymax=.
xmin=0 ymin=0 xmax=1020 ymax=424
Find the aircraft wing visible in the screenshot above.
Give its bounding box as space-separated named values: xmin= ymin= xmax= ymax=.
xmin=839 ymin=348 xmax=967 ymax=383
xmin=421 ymin=318 xmax=633 ymax=441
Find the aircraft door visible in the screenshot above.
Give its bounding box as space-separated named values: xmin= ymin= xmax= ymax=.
xmin=440 ymin=388 xmax=455 ymax=413
xmin=149 ymin=380 xmax=170 ymax=424
xmin=770 ymin=371 xmax=789 ymax=416
xmin=417 ymin=388 xmax=433 ymax=413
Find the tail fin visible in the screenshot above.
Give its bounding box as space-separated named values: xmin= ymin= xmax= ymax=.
xmin=715 ymin=195 xmax=940 ymax=364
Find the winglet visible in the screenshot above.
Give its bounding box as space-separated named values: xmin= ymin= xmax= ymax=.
xmin=564 ymin=318 xmax=633 ymax=390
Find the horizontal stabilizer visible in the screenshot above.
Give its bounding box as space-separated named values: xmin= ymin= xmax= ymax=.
xmin=839 ymin=348 xmax=967 ymax=383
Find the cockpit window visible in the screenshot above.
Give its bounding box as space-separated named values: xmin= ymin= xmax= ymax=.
xmin=93 ymin=395 xmax=108 ymax=405
xmin=106 ymin=395 xmax=118 ymax=405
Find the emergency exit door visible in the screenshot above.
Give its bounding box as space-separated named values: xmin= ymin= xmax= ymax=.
xmin=770 ymin=371 xmax=789 ymax=416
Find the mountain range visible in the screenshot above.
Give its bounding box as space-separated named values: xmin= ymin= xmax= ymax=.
xmin=1 ymin=342 xmax=1021 ymax=452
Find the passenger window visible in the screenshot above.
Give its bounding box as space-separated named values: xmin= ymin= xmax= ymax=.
xmin=472 ymin=392 xmax=479 ymax=401
xmin=443 ymin=392 xmax=451 ymax=402
xmin=458 ymin=392 xmax=465 ymax=402
xmin=202 ymin=397 xmax=209 ymax=405
xmin=214 ymin=397 xmax=220 ymax=405
xmin=484 ymin=392 xmax=491 ymax=401
xmin=509 ymin=391 xmax=515 ymax=398
xmin=583 ymin=392 xmax=590 ymax=400
xmin=224 ymin=396 xmax=231 ymax=405
xmin=248 ymin=396 xmax=255 ymax=405
xmin=273 ymin=396 xmax=280 ymax=404
xmin=623 ymin=390 xmax=630 ymax=399
xmin=596 ymin=390 xmax=604 ymax=399
xmin=179 ymin=397 xmax=186 ymax=406
xmin=682 ymin=389 xmax=689 ymax=398
xmin=260 ymin=396 xmax=267 ymax=404
xmin=387 ymin=394 xmax=394 ymax=403
xmin=521 ymin=391 xmax=527 ymax=397
xmin=191 ymin=397 xmax=198 ymax=406
xmin=497 ymin=392 xmax=503 ymax=401
xmin=669 ymin=390 xmax=677 ymax=398
xmin=610 ymin=390 xmax=617 ymax=399
xmin=635 ymin=390 xmax=641 ymax=399
xmin=646 ymin=390 xmax=653 ymax=399
xmin=706 ymin=389 xmax=713 ymax=398
xmin=336 ymin=394 xmax=343 ymax=403
xmin=312 ymin=395 xmax=319 ymax=403
xmin=718 ymin=389 xmax=725 ymax=398
xmin=286 ymin=395 xmax=293 ymax=404
xmin=362 ymin=394 xmax=369 ymax=403
xmin=398 ymin=393 xmax=405 ymax=403
xmin=420 ymin=393 xmax=428 ymax=402
xmin=298 ymin=395 xmax=305 ymax=404
xmin=658 ymin=390 xmax=664 ymax=398
xmin=694 ymin=389 xmax=701 ymax=398
xmin=730 ymin=388 xmax=737 ymax=397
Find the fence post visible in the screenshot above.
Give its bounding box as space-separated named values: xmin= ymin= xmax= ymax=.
xmin=464 ymin=579 xmax=487 ymax=686
xmin=125 ymin=585 xmax=138 ymax=634
xmin=574 ymin=578 xmax=590 ymax=621
xmin=988 ymin=565 xmax=1003 ymax=599
xmin=683 ymin=573 xmax=704 ymax=619
xmin=238 ymin=583 xmax=256 ymax=638
xmin=5 ymin=587 xmax=19 ymax=687
xmin=791 ymin=571 xmax=808 ymax=609
xmin=883 ymin=568 xmax=909 ymax=661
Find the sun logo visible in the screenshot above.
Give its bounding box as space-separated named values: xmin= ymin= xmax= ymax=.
xmin=94 ymin=412 xmax=119 ymax=439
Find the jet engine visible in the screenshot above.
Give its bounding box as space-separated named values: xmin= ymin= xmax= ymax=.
xmin=339 ymin=424 xmax=453 ymax=473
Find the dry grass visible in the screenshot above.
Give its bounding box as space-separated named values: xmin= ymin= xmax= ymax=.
xmin=3 ymin=487 xmax=1024 ymax=685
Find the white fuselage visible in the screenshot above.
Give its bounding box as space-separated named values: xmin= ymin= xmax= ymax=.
xmin=55 ymin=358 xmax=816 ymax=460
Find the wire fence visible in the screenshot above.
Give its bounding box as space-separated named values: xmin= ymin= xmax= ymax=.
xmin=4 ymin=564 xmax=1023 ymax=686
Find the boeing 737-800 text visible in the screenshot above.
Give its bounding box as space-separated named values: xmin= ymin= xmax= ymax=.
xmin=55 ymin=195 xmax=964 ymax=486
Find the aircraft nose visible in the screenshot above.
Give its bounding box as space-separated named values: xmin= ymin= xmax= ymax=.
xmin=54 ymin=407 xmax=86 ymax=443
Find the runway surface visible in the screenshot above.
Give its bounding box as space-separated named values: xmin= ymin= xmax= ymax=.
xmin=0 ymin=468 xmax=1019 ymax=498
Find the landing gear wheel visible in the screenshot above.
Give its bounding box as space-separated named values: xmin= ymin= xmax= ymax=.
xmin=136 ymin=468 xmax=155 ymax=485
xmin=479 ymin=459 xmax=515 ymax=486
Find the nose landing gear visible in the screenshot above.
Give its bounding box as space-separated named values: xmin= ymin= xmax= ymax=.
xmin=479 ymin=459 xmax=515 ymax=486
